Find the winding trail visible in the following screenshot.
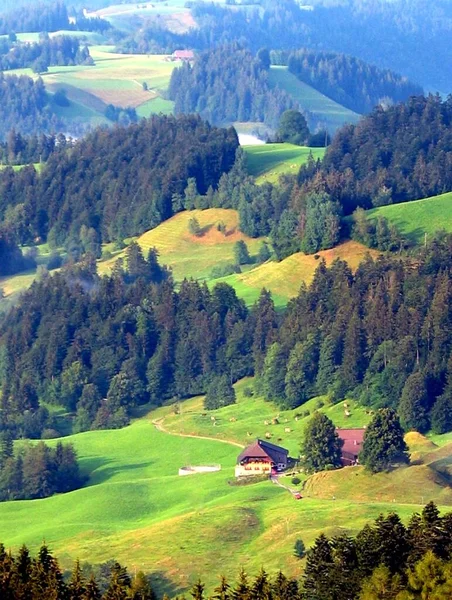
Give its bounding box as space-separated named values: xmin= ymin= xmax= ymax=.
xmin=151 ymin=417 xmax=245 ymax=449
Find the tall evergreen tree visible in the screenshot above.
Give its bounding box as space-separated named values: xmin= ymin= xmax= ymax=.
xmin=301 ymin=412 xmax=343 ymax=473
xmin=360 ymin=408 xmax=409 ymax=473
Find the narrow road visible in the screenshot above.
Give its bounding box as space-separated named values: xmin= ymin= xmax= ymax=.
xmin=152 ymin=417 xmax=245 ymax=449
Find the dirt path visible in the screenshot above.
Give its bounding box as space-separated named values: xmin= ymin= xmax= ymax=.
xmin=152 ymin=417 xmax=245 ymax=449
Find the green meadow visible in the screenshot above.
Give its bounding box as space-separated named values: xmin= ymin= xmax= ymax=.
xmin=367 ymin=191 xmax=452 ymax=244
xmin=0 ymin=379 xmax=450 ymax=594
xmin=243 ymin=143 xmax=325 ymax=184
xmin=268 ymin=66 xmax=360 ymax=132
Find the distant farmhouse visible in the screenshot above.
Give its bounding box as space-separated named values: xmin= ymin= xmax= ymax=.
xmin=336 ymin=428 xmax=366 ymax=466
xmin=171 ymin=50 xmax=194 ymax=62
xmin=235 ymin=439 xmax=289 ymax=478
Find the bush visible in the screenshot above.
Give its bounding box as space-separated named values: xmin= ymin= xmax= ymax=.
xmin=47 ymin=252 xmax=63 ymax=270
xmin=291 ymin=476 xmax=301 ymax=485
xmin=243 ymin=386 xmax=254 ymax=398
xmin=188 ymin=217 xmax=202 ymax=237
xmin=210 ymin=263 xmax=241 ymax=279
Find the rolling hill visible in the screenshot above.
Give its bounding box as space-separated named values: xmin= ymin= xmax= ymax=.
xmin=366 ymin=192 xmax=452 ymax=244
xmin=1 ymin=210 xmax=377 ymax=312
xmin=268 ymin=66 xmax=360 ymax=133
xmin=243 ymin=143 xmax=325 ymax=185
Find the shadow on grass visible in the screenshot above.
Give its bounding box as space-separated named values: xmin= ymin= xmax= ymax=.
xmin=149 ymin=571 xmax=187 ymax=598
xmin=80 ymin=457 xmax=154 ymax=487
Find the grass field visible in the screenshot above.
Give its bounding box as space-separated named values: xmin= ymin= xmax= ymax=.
xmin=0 ymin=380 xmax=451 ymax=594
xmin=126 ymin=208 xmax=265 ymax=281
xmin=4 ymin=46 xmax=176 ymax=127
xmin=243 ymin=143 xmax=325 ymax=184
xmin=367 ymin=192 xmax=452 ymax=244
xmin=269 ymin=66 xmax=360 ymax=132
xmin=217 ymin=240 xmax=379 ymax=308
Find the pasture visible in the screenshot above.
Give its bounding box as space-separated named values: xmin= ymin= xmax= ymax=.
xmin=366 ymin=191 xmax=452 ymax=244
xmin=217 ymin=240 xmax=379 ymax=308
xmin=133 ymin=208 xmax=265 ymax=281
xmin=243 ymin=143 xmax=325 ymax=184
xmin=3 ymin=46 xmax=176 ymax=127
xmin=268 ymin=66 xmax=360 ymax=132
xmin=0 ymin=380 xmax=450 ymax=593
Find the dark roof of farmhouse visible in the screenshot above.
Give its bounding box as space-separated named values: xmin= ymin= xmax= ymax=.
xmin=237 ymin=439 xmax=289 ymax=464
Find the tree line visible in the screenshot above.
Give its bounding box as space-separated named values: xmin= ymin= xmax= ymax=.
xmin=0 ymin=437 xmax=83 ymax=501
xmin=3 ymin=235 xmax=452 ymax=440
xmin=287 ymin=49 xmax=423 ymax=115
xmin=0 ymin=35 xmax=92 ymax=73
xmin=304 ymin=501 xmax=452 ymax=600
xmin=0 ymin=1 xmax=109 ymax=35
xmin=168 ymin=44 xmax=299 ymax=129
xmin=0 ymin=114 xmax=239 ymax=249
xmin=0 ymin=73 xmax=63 ymax=140
xmin=258 ymin=237 xmax=452 ymax=435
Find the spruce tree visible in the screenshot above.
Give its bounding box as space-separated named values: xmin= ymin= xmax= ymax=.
xmin=234 ymin=240 xmax=251 ymax=265
xmin=262 ymin=342 xmax=286 ymax=404
xmin=303 ymin=534 xmax=335 ymax=600
xmin=399 ymin=372 xmax=429 ymax=433
xmin=301 ymin=412 xmax=343 ymax=473
xmin=360 ymin=408 xmax=409 ymax=473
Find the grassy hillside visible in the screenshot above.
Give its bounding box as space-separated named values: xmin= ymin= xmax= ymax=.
xmin=243 ymin=143 xmax=325 ymax=184
xmin=367 ymin=192 xmax=452 ymax=244
xmin=1 ymin=211 xmax=377 ymax=313
xmin=269 ymin=66 xmax=360 ymax=132
xmin=0 ymin=381 xmax=450 ymax=593
xmin=217 ymin=240 xmax=379 ymax=308
xmin=134 ymin=208 xmax=264 ymax=281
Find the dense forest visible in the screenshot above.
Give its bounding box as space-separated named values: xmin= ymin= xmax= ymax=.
xmin=0 ymin=114 xmax=239 ymax=247
xmin=0 ymin=502 xmax=451 ymax=598
xmin=0 ymin=439 xmax=83 ymax=501
xmin=297 ymin=94 xmax=452 ymax=215
xmin=287 ymin=49 xmax=422 ymax=115
xmin=0 ymin=1 xmax=109 ymax=35
xmin=168 ymin=45 xmax=298 ymax=129
xmin=118 ymin=0 xmax=452 ymax=92
xmin=2 ymin=236 xmax=452 ymax=440
xmin=0 ymin=35 xmax=92 ymax=72
xmin=0 ymin=227 xmax=35 ymax=276
xmin=0 ymin=74 xmax=62 ymax=140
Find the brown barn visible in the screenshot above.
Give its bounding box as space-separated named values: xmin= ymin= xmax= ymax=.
xmin=235 ymin=439 xmax=289 ymax=477
xmin=336 ymin=428 xmax=366 ymax=466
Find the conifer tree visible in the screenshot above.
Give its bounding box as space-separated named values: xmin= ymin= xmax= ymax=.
xmin=301 ymin=412 xmax=343 ymax=473
xmin=360 ymin=408 xmax=409 ymax=473
xmin=399 ymin=372 xmax=430 ymax=433
xmin=262 ymin=342 xmax=286 ymax=404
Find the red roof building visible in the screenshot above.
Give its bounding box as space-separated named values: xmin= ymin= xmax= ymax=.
xmin=172 ymin=50 xmax=194 ymax=61
xmin=336 ymin=428 xmax=366 ymax=466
